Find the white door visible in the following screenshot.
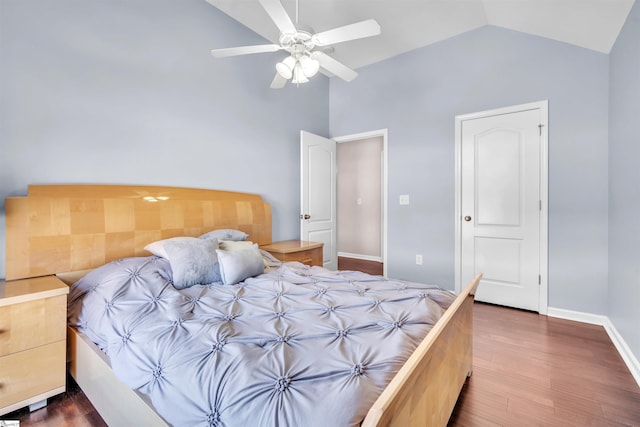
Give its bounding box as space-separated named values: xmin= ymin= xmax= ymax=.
xmin=300 ymin=131 xmax=337 ymax=270
xmin=457 ymin=103 xmax=547 ymax=312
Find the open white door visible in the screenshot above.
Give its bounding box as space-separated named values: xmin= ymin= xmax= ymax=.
xmin=301 ymin=131 xmax=337 ymax=270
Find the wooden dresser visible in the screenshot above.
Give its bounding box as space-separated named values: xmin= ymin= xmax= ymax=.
xmin=260 ymin=240 xmax=324 ymax=267
xmin=0 ymin=275 xmax=69 ymax=415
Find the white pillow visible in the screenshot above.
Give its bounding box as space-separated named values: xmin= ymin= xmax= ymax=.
xmin=219 ymin=240 xmax=255 ymax=251
xmin=216 ymin=244 xmax=264 ymax=285
xmin=144 ymin=236 xmax=199 ymax=259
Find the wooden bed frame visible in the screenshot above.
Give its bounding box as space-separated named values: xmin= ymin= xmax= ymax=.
xmin=5 ymin=184 xmax=481 ymax=427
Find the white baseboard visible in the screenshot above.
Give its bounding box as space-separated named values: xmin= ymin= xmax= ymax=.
xmin=547 ymin=307 xmax=608 ymax=325
xmin=548 ymin=307 xmax=640 ymax=387
xmin=337 ymin=252 xmax=382 ymax=263
xmin=602 ymin=318 xmax=640 ymax=388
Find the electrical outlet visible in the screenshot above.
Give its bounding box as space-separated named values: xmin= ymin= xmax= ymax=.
xmin=399 ymin=195 xmax=410 ymax=205
xmin=416 ymin=254 xmax=423 ymax=265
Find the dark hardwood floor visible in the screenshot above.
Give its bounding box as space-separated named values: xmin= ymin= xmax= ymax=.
xmin=338 ymin=256 xmax=384 ymax=275
xmin=449 ymin=302 xmax=640 ymax=426
xmin=3 ymin=373 xmax=106 ymax=427
xmin=4 ymin=303 xmax=639 ymax=426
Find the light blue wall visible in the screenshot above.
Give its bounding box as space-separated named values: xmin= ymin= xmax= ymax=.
xmin=609 ymin=1 xmax=640 ymax=362
xmin=0 ymin=0 xmax=330 ymax=279
xmin=330 ymin=26 xmax=610 ymax=314
xmin=1 ymin=1 xmax=632 ymax=350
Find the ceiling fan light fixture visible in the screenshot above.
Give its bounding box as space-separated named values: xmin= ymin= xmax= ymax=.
xmin=209 ymin=0 xmax=380 ymax=89
xmin=299 ymin=55 xmax=320 ymax=78
xmin=276 ymin=55 xmax=296 ymax=79
xmin=291 ymin=62 xmax=309 ymax=84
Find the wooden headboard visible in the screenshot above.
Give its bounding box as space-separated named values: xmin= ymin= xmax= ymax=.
xmin=5 ymin=184 xmax=272 ymax=280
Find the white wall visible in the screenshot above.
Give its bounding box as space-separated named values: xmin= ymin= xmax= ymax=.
xmin=0 ymin=0 xmax=330 ymax=279
xmin=330 ymin=25 xmax=610 ymax=316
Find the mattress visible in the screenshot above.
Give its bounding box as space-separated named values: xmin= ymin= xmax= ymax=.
xmin=67 ymin=256 xmax=455 ymax=427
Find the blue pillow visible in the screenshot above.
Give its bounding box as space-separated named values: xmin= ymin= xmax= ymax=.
xmin=163 ymin=238 xmax=221 ymax=289
xmin=199 ymin=229 xmax=248 ymax=241
xmin=216 ymin=244 xmax=264 ymax=285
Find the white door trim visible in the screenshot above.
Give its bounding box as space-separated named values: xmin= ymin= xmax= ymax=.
xmin=454 ymin=101 xmax=548 ymax=314
xmin=333 ymin=129 xmax=389 ymax=277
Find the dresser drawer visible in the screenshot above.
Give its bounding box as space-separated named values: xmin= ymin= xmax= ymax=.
xmin=0 ymin=294 xmax=66 ymax=357
xmin=0 ymin=340 xmax=66 ymax=409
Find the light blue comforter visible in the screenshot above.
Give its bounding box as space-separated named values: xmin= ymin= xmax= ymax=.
xmin=68 ymin=256 xmax=454 ymax=427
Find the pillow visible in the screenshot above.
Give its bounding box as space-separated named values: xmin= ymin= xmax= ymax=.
xmin=260 ymin=249 xmax=283 ymax=268
xmin=219 ymin=240 xmax=254 ymax=251
xmin=199 ymin=229 xmax=248 ymax=242
xmin=161 ymin=238 xmax=221 ymax=289
xmin=144 ymin=236 xmax=197 ymax=259
xmin=216 ymin=244 xmax=264 ymax=285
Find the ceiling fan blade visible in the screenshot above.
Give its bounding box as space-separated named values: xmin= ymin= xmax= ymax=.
xmin=312 ymin=19 xmax=381 ymax=46
xmin=258 ymin=0 xmax=297 ymax=35
xmin=312 ymin=51 xmax=358 ymax=82
xmin=210 ymin=44 xmax=282 ymax=58
xmin=270 ymin=73 xmax=287 ymax=89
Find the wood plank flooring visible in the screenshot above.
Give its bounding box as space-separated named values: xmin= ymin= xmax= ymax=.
xmin=338 ymin=256 xmax=384 ymax=275
xmin=2 ymin=373 xmax=106 ymax=426
xmin=3 ymin=303 xmax=638 ymax=426
xmin=449 ymin=302 xmax=640 ymax=426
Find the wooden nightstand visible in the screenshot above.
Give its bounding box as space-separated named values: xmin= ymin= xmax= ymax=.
xmin=261 ymin=240 xmax=324 ymax=267
xmin=0 ymin=275 xmax=69 ymax=415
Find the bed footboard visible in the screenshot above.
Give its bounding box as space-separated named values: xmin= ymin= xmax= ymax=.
xmin=362 ymin=273 xmax=482 ymax=427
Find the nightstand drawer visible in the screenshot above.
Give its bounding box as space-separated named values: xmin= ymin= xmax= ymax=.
xmin=277 ymin=249 xmax=317 ymax=265
xmin=0 ymin=340 xmax=66 ymax=409
xmin=0 ymin=294 xmax=67 ymax=357
xmin=261 ymin=240 xmax=324 ymax=267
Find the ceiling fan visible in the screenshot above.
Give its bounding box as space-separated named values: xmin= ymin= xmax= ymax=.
xmin=210 ymin=0 xmax=381 ymax=88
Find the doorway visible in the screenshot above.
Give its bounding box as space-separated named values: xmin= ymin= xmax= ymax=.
xmin=336 ymin=134 xmax=385 ymax=276
xmin=300 ymin=129 xmax=388 ymax=275
xmin=454 ymin=101 xmax=548 ymax=313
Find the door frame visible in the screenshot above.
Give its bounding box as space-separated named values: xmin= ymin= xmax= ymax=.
xmin=454 ymin=101 xmax=548 ymax=314
xmin=333 ymin=129 xmax=388 ymax=277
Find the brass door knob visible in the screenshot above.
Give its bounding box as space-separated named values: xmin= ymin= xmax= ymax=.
xmin=464 ymin=216 xmax=472 ymax=222
xmin=300 ymin=214 xmax=311 ymax=220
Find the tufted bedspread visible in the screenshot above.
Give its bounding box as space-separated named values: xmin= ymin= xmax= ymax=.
xmin=67 ymin=256 xmax=456 ymax=427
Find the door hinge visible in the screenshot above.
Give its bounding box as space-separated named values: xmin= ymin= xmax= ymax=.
xmin=539 ymin=200 xmax=542 ymax=211
xmin=538 ymin=124 xmax=544 ymax=136
xmin=538 ymin=274 xmax=541 ymax=285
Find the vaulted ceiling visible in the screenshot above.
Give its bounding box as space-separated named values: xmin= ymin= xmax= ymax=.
xmin=206 ymin=0 xmax=635 ymax=71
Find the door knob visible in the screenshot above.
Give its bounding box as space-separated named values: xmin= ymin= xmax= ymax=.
xmin=464 ymin=216 xmax=472 ymax=222
xmin=300 ymin=214 xmax=311 ymax=220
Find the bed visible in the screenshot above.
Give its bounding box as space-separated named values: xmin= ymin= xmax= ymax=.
xmin=5 ymin=184 xmax=481 ymax=427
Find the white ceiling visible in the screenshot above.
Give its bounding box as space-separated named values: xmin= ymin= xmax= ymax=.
xmin=206 ymin=0 xmax=635 ymax=71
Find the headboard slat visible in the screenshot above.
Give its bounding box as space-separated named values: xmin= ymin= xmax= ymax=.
xmin=6 ymin=185 xmax=272 ymax=280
